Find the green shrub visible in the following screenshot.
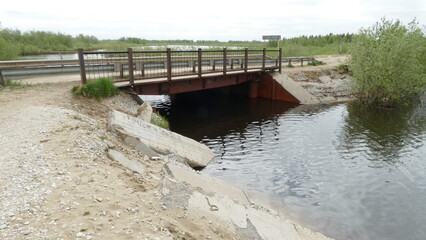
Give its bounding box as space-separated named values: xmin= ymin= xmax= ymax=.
xmin=349 ymin=18 xmax=426 ymax=107
xmin=307 ymin=60 xmax=326 ymax=66
xmin=336 ymin=64 xmax=350 ymax=73
xmin=0 ymin=79 xmax=30 ymax=91
xmin=71 ymin=77 xmax=119 ymax=99
xmin=151 ymin=112 xmax=169 ymax=129
xmin=0 ymin=38 xmax=20 ymax=60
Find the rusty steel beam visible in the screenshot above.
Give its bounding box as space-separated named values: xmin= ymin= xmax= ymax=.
xmin=131 ymin=72 xmax=258 ymax=95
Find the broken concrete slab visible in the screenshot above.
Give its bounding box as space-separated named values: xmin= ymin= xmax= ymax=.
xmin=319 ymin=96 xmax=337 ymax=104
xmin=136 ymin=102 xmax=153 ymax=122
xmin=162 ymin=164 xmax=331 ymax=240
xmin=271 ymin=73 xmax=321 ymax=104
xmin=106 ymin=149 xmax=145 ymax=174
xmin=187 ymin=191 xmax=329 ymax=240
xmin=188 ymin=191 xmax=248 ymax=228
xmin=108 ymin=110 xmax=214 ymax=168
xmin=117 ymin=131 xmax=158 ymax=157
xmin=164 ymin=164 xmax=250 ymax=205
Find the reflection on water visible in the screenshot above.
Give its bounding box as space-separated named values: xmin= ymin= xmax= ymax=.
xmin=141 ymin=90 xmax=426 ymax=240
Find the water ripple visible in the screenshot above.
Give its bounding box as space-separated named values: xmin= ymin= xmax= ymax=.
xmin=144 ymin=92 xmax=426 ymax=240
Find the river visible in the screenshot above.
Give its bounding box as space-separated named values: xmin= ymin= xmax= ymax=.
xmin=140 ymin=89 xmax=426 ymax=240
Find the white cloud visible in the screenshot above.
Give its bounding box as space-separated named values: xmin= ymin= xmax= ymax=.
xmin=0 ymin=0 xmax=424 ymax=40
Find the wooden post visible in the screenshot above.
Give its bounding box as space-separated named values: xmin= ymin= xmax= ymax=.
xmin=141 ymin=63 xmax=145 ymax=77
xmin=213 ymin=60 xmax=216 ymax=71
xmin=77 ymin=49 xmax=87 ymax=84
xmin=301 ymin=58 xmax=304 ymax=67
xmin=198 ymin=48 xmax=202 ymax=78
xmin=278 ymin=48 xmax=282 ymax=73
xmin=167 ymin=48 xmax=172 ymax=82
xmin=244 ymin=48 xmax=248 ymax=73
xmin=262 ymin=48 xmax=266 ymax=71
xmin=127 ymin=48 xmax=134 ymax=86
xmin=223 ymin=48 xmax=227 ymax=75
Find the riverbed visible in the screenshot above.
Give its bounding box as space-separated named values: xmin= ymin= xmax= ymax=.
xmin=141 ymin=89 xmax=426 ymax=240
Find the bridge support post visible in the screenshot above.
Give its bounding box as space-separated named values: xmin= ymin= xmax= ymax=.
xmin=262 ymin=48 xmax=266 ymax=71
xmin=140 ymin=63 xmax=145 ymax=77
xmin=167 ymin=48 xmax=172 ymax=82
xmin=248 ymin=80 xmax=259 ymax=98
xmin=223 ymin=48 xmax=227 ymax=75
xmin=244 ymin=48 xmax=248 ymax=73
xmin=198 ymin=48 xmax=202 ymax=78
xmin=127 ymin=48 xmax=134 ymax=86
xmin=278 ymin=48 xmax=282 ymax=73
xmin=77 ymin=49 xmax=87 ymax=84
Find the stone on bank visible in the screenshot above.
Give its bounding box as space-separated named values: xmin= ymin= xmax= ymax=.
xmin=108 ymin=110 xmax=214 ymax=168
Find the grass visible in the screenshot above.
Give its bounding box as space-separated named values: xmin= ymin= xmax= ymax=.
xmin=336 ymin=64 xmax=350 ymax=73
xmin=72 ymin=77 xmax=119 ymax=99
xmin=0 ymin=79 xmax=31 ymax=92
xmin=151 ymin=112 xmax=169 ymax=129
xmin=307 ymin=60 xmax=326 ymax=66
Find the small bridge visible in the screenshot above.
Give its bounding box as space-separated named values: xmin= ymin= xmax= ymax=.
xmin=77 ymin=48 xmax=282 ymax=95
xmin=0 ymin=49 xmax=318 ymax=103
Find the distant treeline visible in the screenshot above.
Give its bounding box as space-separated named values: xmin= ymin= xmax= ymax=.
xmin=283 ymin=33 xmax=354 ymax=46
xmin=0 ymin=28 xmax=99 ymax=60
xmin=278 ymin=33 xmax=355 ymax=56
xmin=0 ymin=25 xmax=355 ymax=60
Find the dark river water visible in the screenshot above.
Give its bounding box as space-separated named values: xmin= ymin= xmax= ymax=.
xmin=140 ymin=89 xmax=426 ymax=240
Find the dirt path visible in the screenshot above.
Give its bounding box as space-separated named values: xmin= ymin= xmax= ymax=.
xmin=0 ymin=82 xmax=240 ymax=239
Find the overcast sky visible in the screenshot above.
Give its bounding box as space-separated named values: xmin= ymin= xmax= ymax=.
xmin=1 ymin=0 xmax=425 ymax=41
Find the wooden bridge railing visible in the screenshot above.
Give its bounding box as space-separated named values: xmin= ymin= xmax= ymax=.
xmin=0 ymin=50 xmax=320 ymax=83
xmin=77 ymin=48 xmax=282 ymax=85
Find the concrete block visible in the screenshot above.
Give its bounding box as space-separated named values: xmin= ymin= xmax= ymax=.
xmin=164 ymin=164 xmax=250 ymax=205
xmin=319 ymin=96 xmax=337 ymax=104
xmin=108 ymin=110 xmax=214 ymax=168
xmin=136 ymin=102 xmax=152 ymax=123
xmin=106 ymin=149 xmax=144 ymax=174
xmin=271 ymin=73 xmax=321 ymax=104
xmin=117 ymin=131 xmax=158 ymax=157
